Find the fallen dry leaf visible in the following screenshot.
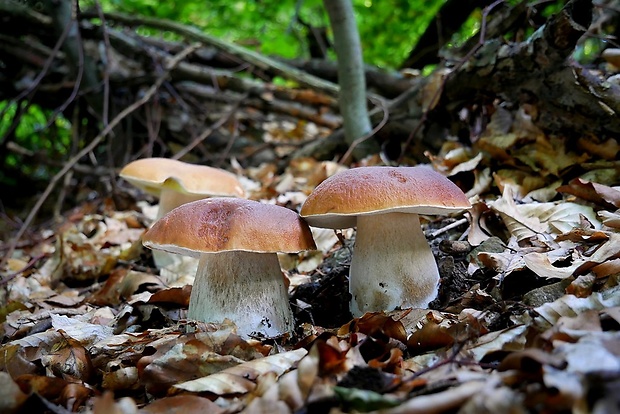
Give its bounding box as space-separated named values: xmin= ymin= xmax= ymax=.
xmin=174 ymin=348 xmax=307 ymax=394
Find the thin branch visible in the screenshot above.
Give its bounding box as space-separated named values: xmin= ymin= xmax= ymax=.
xmin=339 ymin=96 xmax=390 ymax=164
xmin=398 ymin=0 xmax=505 ymax=163
xmin=82 ymin=10 xmax=342 ymax=97
xmin=172 ymin=96 xmax=245 ymax=160
xmin=0 ymin=43 xmax=202 ymax=273
xmin=0 ymin=9 xmax=72 ymax=144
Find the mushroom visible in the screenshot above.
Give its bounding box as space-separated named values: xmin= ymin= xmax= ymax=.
xmin=119 ymin=157 xmax=245 ymax=220
xmin=120 ymin=158 xmax=245 ymax=268
xmin=602 ymin=48 xmax=620 ymax=68
xmin=142 ymin=197 xmax=316 ymax=338
xmin=300 ymin=166 xmax=470 ymax=317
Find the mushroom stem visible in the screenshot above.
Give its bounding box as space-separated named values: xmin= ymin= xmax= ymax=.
xmin=189 ymin=251 xmax=295 ymax=338
xmin=157 ymin=189 xmax=206 ymax=219
xmin=349 ymin=212 xmax=439 ymax=317
xmin=153 ymin=190 xmax=206 ymax=269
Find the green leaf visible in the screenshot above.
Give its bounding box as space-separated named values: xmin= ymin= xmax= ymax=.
xmin=333 ymin=386 xmax=400 ymax=411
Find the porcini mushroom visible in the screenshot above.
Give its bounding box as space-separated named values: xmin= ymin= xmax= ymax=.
xmin=120 ymin=158 xmax=245 ymax=268
xmin=602 ymin=48 xmax=620 ymax=69
xmin=120 ymin=157 xmax=245 ymax=220
xmin=142 ymin=197 xmax=316 ymax=338
xmin=300 ymin=166 xmax=470 ymax=317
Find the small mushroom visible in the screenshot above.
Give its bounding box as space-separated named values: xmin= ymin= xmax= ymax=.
xmin=120 ymin=157 xmax=245 ymax=220
xmin=142 ymin=197 xmax=316 ymax=338
xmin=120 ymin=158 xmax=245 ymax=268
xmin=602 ymin=48 xmax=620 ymax=69
xmin=300 ymin=166 xmax=470 ymax=317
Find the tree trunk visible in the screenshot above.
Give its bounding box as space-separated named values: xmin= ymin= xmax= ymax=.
xmin=323 ymin=0 xmax=379 ymax=160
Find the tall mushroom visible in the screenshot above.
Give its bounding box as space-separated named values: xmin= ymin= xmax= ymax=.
xmin=142 ymin=197 xmax=316 ymax=338
xmin=120 ymin=158 xmax=245 ymax=268
xmin=300 ymin=166 xmax=470 ymax=317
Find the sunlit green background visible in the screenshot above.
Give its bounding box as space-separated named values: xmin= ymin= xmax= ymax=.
xmin=0 ymin=0 xmax=595 ymax=189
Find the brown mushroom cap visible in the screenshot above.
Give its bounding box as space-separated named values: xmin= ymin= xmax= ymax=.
xmin=603 ymin=48 xmax=620 ymax=68
xmin=300 ymin=166 xmax=471 ymax=228
xmin=143 ymin=198 xmax=317 ymax=257
xmin=120 ymin=157 xmax=245 ymax=198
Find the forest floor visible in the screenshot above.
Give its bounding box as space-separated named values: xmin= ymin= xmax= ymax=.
xmin=2 ymin=120 xmax=620 ymax=413
xmin=1 ymin=1 xmax=620 ymax=412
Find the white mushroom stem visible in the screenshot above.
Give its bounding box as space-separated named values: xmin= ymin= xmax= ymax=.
xmin=349 ymin=212 xmax=440 ymax=317
xmin=152 ymin=190 xmax=207 ymax=269
xmin=189 ymin=251 xmax=295 ymax=338
xmin=157 ymin=189 xmax=206 ymax=219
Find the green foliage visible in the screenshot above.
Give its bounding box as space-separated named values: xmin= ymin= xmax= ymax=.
xmin=92 ymin=0 xmax=446 ymax=69
xmin=0 ymin=102 xmax=72 ymax=184
xmin=353 ymin=0 xmax=443 ymax=68
xmin=333 ymin=386 xmax=400 ymax=411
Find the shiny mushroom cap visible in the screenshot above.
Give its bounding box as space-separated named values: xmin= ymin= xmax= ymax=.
xmin=603 ymin=48 xmax=620 ymax=68
xmin=120 ymin=157 xmax=245 ymax=198
xmin=142 ymin=197 xmax=317 ymax=258
xmin=300 ymin=165 xmax=471 ymax=228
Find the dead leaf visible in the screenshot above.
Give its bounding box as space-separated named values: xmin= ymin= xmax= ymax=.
xmin=557 ymin=178 xmax=620 ymax=209
xmin=407 ymin=318 xmax=455 ymax=353
xmin=523 ymin=252 xmax=583 ymax=279
xmin=497 ymin=348 xmax=566 ymax=372
xmin=0 ymin=372 xmax=28 ymax=414
xmin=379 ymin=380 xmax=487 ymax=414
xmin=338 ymin=312 xmax=408 ymax=345
xmin=147 ymin=285 xmax=192 ymax=307
xmin=41 ymin=333 xmax=95 ymax=381
xmin=517 ymin=284 xmax=620 ymax=329
xmin=92 ymin=391 xmax=138 ymax=414
xmin=174 ymin=348 xmax=307 ymax=394
xmin=465 ymin=324 xmax=528 ymax=361
xmin=50 ymin=313 xmax=114 ymax=346
xmin=119 ymin=270 xmax=164 ymax=299
xmin=139 ymin=395 xmax=224 ymax=413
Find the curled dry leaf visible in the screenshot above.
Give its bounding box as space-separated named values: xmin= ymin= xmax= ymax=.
xmin=0 ymin=330 xmax=65 ymax=376
xmin=557 ymin=178 xmax=620 ymax=209
xmin=465 ymin=325 xmax=528 ymax=362
xmin=491 ymin=186 xmax=602 ymax=242
xmin=14 ymin=374 xmax=92 ymax=410
xmin=41 ymin=333 xmax=95 ymax=381
xmin=139 ymin=395 xmax=224 ymax=414
xmin=598 ymin=209 xmax=620 ymax=229
xmin=138 ymin=328 xmax=271 ymax=394
xmin=119 ymin=270 xmax=165 ymax=299
xmin=338 ymin=312 xmax=408 ymax=345
xmin=147 ymin=285 xmax=192 ymax=307
xmin=516 ymin=284 xmax=620 ymax=329
xmin=174 ymin=348 xmax=308 ymax=394
xmin=407 ymin=318 xmax=455 ymax=354
xmin=497 ymin=348 xmax=566 ymax=372
xmin=522 ymin=252 xmax=582 ymax=279
xmin=378 ymin=380 xmax=487 ymax=414
xmin=102 ymin=363 xmax=140 ymax=391
xmin=50 ymin=313 xmax=114 ymax=346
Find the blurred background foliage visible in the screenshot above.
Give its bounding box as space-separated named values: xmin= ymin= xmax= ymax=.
xmin=3 ymin=0 xmax=451 ymax=191
xmin=93 ymin=0 xmax=444 ymax=69
xmin=0 ymin=0 xmax=607 ymax=202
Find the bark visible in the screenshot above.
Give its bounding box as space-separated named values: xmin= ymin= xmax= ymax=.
xmin=443 ymin=0 xmax=620 ymax=136
xmin=44 ymin=0 xmax=102 ymax=113
xmin=323 ymin=0 xmax=379 ymax=160
xmin=296 ymin=0 xmax=620 ymax=160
